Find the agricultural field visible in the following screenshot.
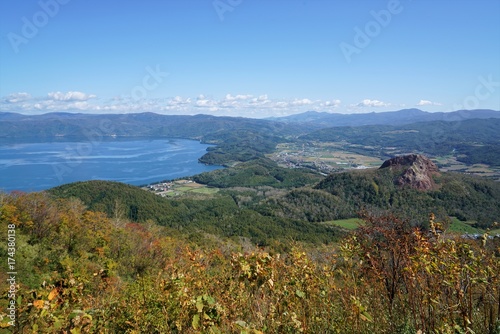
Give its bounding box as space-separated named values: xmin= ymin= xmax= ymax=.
xmin=271 ymin=142 xmax=500 ymax=181
xmin=143 ymin=179 xmax=219 ymax=197
xmin=323 ymin=218 xmax=363 ymax=230
xmin=269 ymin=142 xmax=385 ymax=174
xmin=434 ymin=155 xmax=500 ymax=180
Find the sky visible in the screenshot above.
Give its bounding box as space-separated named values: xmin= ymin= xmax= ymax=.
xmin=0 ymin=0 xmax=499 ymax=118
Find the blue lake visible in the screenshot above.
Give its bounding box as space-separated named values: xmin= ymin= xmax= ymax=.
xmin=0 ymin=138 xmax=221 ymax=192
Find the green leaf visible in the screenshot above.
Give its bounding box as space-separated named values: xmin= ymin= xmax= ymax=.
xmin=204 ymin=295 xmax=216 ymax=305
xmin=295 ymin=290 xmax=305 ymax=298
xmin=196 ymin=300 xmax=204 ymax=313
xmin=360 ymin=311 xmax=373 ymax=322
xmin=54 ymin=319 xmax=63 ymax=330
xmin=192 ymin=314 xmax=200 ymax=330
xmin=235 ymin=320 xmax=248 ymax=328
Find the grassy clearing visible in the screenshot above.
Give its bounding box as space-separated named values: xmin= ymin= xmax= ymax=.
xmin=175 ymin=186 xmax=193 ymax=192
xmin=324 ymin=218 xmax=363 ymax=230
xmin=164 ymin=185 xmax=219 ymax=197
xmin=190 ymin=187 xmax=219 ymax=194
xmin=146 ymin=180 xmax=219 ymax=198
xmin=447 ymin=217 xmax=482 ymax=234
xmin=325 ymin=217 xmax=491 ymax=234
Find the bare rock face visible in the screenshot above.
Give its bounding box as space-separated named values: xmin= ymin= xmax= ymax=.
xmin=379 ymin=154 xmax=440 ymax=191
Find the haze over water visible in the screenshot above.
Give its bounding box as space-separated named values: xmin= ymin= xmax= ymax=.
xmin=0 ymin=138 xmax=221 ymax=192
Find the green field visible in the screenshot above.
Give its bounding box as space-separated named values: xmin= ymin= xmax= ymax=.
xmin=447 ymin=217 xmax=483 ymax=234
xmin=325 ymin=218 xmax=363 ymax=230
xmin=165 ymin=185 xmax=219 ymax=197
xmin=190 ymin=187 xmax=219 ymax=195
xmin=324 ymin=217 xmax=492 ymax=234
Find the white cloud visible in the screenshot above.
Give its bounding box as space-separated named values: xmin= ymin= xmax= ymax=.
xmin=168 ymin=96 xmax=191 ymax=105
xmin=275 ymin=101 xmax=289 ymax=108
xmin=224 ymin=94 xmax=253 ymax=101
xmin=195 ymin=95 xmax=218 ymax=109
xmin=0 ymin=91 xmax=347 ymax=117
xmin=355 ymin=99 xmax=391 ymax=108
xmin=4 ymin=92 xmax=32 ymax=103
xmin=322 ymin=99 xmax=341 ymax=108
xmin=48 ymin=91 xmax=97 ymax=101
xmin=248 ymin=95 xmax=272 ymax=106
xmin=291 ymin=98 xmax=314 ymax=106
xmin=416 ymin=99 xmax=442 ymax=106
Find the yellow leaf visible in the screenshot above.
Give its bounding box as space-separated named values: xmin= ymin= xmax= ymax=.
xmin=33 ymin=300 xmax=44 ymax=309
xmin=48 ymin=288 xmax=58 ymax=301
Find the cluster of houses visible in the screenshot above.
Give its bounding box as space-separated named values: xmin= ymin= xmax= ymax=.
xmin=147 ymin=182 xmax=173 ymax=193
xmin=145 ymin=179 xmax=196 ymax=197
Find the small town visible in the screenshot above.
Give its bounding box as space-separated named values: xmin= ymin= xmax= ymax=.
xmin=143 ymin=179 xmax=217 ymax=197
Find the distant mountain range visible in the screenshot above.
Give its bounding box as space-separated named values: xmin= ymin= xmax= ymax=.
xmin=268 ymin=108 xmax=500 ymax=127
xmin=0 ymin=112 xmax=301 ymax=140
xmin=1 ymin=109 xmax=499 ymax=141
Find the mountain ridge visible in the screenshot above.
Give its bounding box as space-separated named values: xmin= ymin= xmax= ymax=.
xmin=269 ymin=108 xmax=500 ymax=127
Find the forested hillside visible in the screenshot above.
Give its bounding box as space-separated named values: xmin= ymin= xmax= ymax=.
xmin=48 ymin=180 xmax=342 ymax=246
xmin=1 ymin=191 xmax=499 ymax=333
xmin=49 ymin=155 xmax=500 ymax=234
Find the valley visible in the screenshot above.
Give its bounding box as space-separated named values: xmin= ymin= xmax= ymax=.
xmin=270 ymin=141 xmax=500 ymax=180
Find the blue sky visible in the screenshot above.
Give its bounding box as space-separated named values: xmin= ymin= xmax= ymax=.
xmin=1 ymin=0 xmax=499 ymax=117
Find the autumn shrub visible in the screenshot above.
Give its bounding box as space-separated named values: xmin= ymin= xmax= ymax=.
xmin=1 ymin=193 xmax=499 ymax=333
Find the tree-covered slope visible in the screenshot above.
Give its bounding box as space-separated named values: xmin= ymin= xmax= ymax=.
xmin=314 ymin=166 xmax=500 ymax=228
xmin=48 ymin=180 xmax=342 ymax=245
xmin=2 ymin=190 xmax=499 ymax=333
xmin=194 ymin=157 xmax=323 ymax=188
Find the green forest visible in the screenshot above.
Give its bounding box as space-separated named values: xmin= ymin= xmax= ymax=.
xmin=1 ymin=189 xmax=499 ymax=333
